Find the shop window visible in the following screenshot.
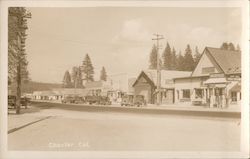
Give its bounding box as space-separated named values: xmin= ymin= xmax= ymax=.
xmin=182 ymin=89 xmax=190 ymax=98
xmin=195 ymin=89 xmax=203 ymax=98
xmin=231 ymin=92 xmax=237 ymax=102
xmin=163 ymin=91 xmax=167 ymax=98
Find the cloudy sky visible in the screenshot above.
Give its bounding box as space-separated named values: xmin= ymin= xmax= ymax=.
xmin=25 ymin=7 xmax=241 ymax=83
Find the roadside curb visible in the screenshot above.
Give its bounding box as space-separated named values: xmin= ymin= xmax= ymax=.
xmin=32 ymin=101 xmax=241 ymax=118
xmin=8 ymin=116 xmax=52 ymax=134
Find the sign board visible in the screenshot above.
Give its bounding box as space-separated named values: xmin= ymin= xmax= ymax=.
xmin=210 ymin=73 xmax=225 ymax=78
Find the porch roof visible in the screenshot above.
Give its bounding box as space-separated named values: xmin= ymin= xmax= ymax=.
xmin=203 ymin=77 xmax=228 ymax=84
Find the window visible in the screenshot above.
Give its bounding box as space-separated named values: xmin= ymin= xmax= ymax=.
xmin=231 ymin=92 xmax=237 ymax=102
xmin=202 ymin=67 xmax=215 ymax=74
xmin=195 ymin=89 xmax=203 ymax=98
xmin=182 ymin=89 xmax=190 ymax=98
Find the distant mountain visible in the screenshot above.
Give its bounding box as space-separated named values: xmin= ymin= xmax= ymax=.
xmin=8 ymin=81 xmax=62 ymax=94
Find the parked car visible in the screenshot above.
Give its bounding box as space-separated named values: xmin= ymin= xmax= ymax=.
xmin=121 ymin=95 xmax=134 ymax=106
xmin=8 ymin=95 xmax=16 ymax=108
xmin=74 ymin=96 xmax=85 ymax=104
xmin=133 ymin=95 xmax=146 ymax=107
xmin=99 ymin=96 xmax=111 ymax=105
xmin=8 ymin=95 xmax=30 ymax=109
xmin=21 ymin=96 xmax=31 ymax=108
xmin=61 ymin=96 xmax=75 ymax=103
xmin=84 ymin=95 xmax=100 ymax=105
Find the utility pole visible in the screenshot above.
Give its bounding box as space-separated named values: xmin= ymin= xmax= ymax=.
xmin=152 ymin=34 xmax=164 ymax=105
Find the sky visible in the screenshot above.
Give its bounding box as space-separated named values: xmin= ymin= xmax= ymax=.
xmin=25 ymin=7 xmax=242 ymax=83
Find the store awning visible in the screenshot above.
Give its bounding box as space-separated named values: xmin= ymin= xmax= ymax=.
xmin=203 ymin=78 xmax=228 ymax=85
xmin=227 ymin=81 xmax=241 ymax=92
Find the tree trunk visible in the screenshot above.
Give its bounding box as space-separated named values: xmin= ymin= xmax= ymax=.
xmin=16 ymin=33 xmax=21 ymax=114
xmin=16 ymin=61 xmax=21 ymax=114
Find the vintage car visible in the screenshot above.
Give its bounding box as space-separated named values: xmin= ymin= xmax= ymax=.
xmin=84 ymin=95 xmax=111 ymax=105
xmin=61 ymin=96 xmax=75 ymax=103
xmin=73 ymin=96 xmax=85 ymax=104
xmin=133 ymin=95 xmax=146 ymax=107
xmin=98 ymin=96 xmax=111 ymax=105
xmin=8 ymin=95 xmax=16 ymax=108
xmin=121 ymin=95 xmax=134 ymax=106
xmin=8 ymin=95 xmax=30 ymax=109
xmin=21 ymin=96 xmax=31 ymax=108
xmin=84 ymin=95 xmax=100 ymax=105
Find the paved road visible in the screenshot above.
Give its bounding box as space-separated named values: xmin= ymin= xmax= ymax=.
xmin=8 ymin=102 xmax=241 ymax=151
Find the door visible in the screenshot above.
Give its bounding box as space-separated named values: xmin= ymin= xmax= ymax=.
xmin=162 ymin=89 xmax=174 ymax=104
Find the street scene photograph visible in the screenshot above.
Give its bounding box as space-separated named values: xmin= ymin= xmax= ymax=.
xmin=7 ymin=6 xmax=242 ymax=152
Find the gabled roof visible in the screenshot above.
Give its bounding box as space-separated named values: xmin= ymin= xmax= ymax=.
xmin=133 ymin=69 xmax=191 ymax=87
xmin=132 ymin=71 xmax=156 ymax=87
xmin=206 ymin=47 xmax=241 ymax=75
xmin=85 ymin=81 xmax=104 ymax=88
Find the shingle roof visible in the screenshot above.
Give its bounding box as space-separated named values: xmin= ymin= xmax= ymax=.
xmin=206 ymin=47 xmax=241 ymax=74
xmin=85 ymin=81 xmax=104 ymax=88
xmin=136 ymin=69 xmax=191 ymax=87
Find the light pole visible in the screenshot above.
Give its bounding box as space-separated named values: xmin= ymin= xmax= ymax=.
xmin=152 ymin=34 xmax=164 ymax=105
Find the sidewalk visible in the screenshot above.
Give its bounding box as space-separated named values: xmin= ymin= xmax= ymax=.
xmin=8 ymin=107 xmax=51 ymax=133
xmin=32 ymin=99 xmax=241 ymax=113
xmin=144 ymin=103 xmax=241 ymax=113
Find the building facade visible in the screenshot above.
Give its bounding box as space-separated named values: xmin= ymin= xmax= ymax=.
xmin=174 ymin=47 xmax=241 ymax=108
xmin=132 ymin=70 xmax=191 ymax=104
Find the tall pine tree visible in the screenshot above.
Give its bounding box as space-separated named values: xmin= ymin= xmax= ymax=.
xmin=82 ymin=54 xmax=94 ymax=82
xmin=100 ymin=66 xmax=107 ymax=81
xmin=194 ymin=46 xmax=201 ymax=66
xmin=71 ymin=66 xmax=83 ymax=88
xmin=177 ymin=51 xmax=185 ymax=71
xmin=228 ymin=42 xmax=235 ymax=51
xmin=8 ymin=7 xmax=31 ymax=114
xmin=220 ymin=42 xmax=229 ymax=50
xmin=162 ymin=42 xmax=172 ymax=70
xmin=171 ymin=47 xmax=177 ymax=70
xmin=149 ymin=45 xmax=158 ymax=69
xmin=71 ymin=66 xmax=78 ymax=88
xmin=76 ymin=67 xmax=83 ymax=88
xmin=183 ymin=44 xmax=195 ymax=71
xmin=63 ymin=70 xmax=72 ymax=88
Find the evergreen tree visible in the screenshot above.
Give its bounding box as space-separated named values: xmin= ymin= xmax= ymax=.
xmin=82 ymin=54 xmax=94 ymax=82
xmin=8 ymin=7 xmax=31 ymax=114
xmin=177 ymin=51 xmax=185 ymax=71
xmin=220 ymin=42 xmax=229 ymax=50
xmin=171 ymin=47 xmax=177 ymax=70
xmin=183 ymin=44 xmax=195 ymax=71
xmin=194 ymin=46 xmax=201 ymax=66
xmin=228 ymin=42 xmax=235 ymax=51
xmin=71 ymin=66 xmax=78 ymax=88
xmin=76 ymin=68 xmax=83 ymax=88
xmin=100 ymin=66 xmax=107 ymax=81
xmin=71 ymin=66 xmax=83 ymax=88
xmin=149 ymin=45 xmax=158 ymax=69
xmin=63 ymin=70 xmax=72 ymax=88
xmin=162 ymin=42 xmax=172 ymax=70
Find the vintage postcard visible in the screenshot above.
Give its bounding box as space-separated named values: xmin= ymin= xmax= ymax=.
xmin=0 ymin=0 xmax=249 ymax=158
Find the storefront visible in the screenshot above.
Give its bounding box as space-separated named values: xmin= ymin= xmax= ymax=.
xmin=174 ymin=47 xmax=241 ymax=108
